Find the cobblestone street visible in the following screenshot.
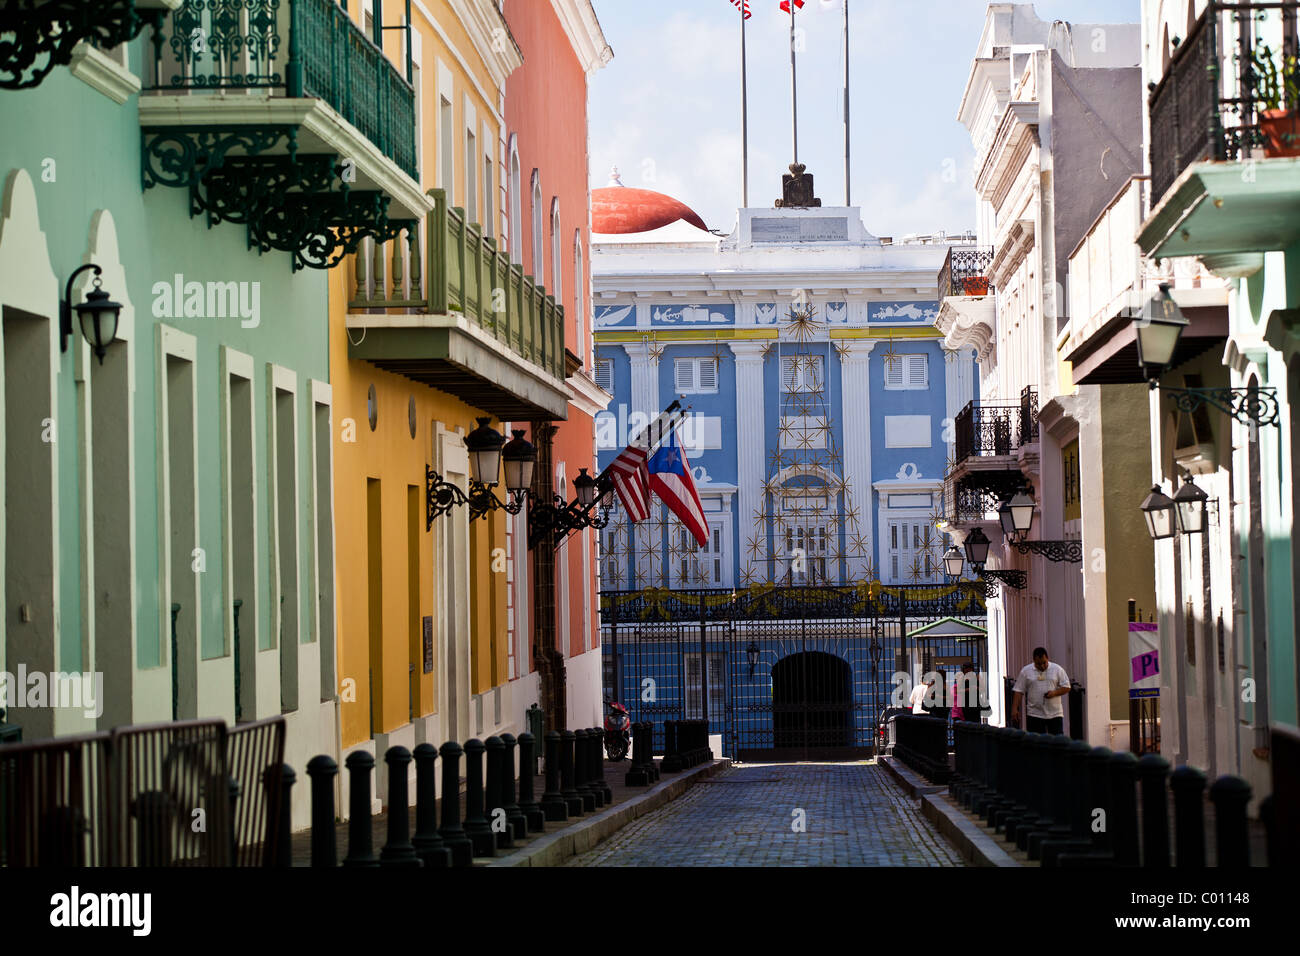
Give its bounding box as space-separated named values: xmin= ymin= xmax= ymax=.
xmin=565 ymin=760 xmax=966 ymax=866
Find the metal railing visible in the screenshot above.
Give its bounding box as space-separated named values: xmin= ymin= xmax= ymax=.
xmin=952 ymin=386 xmax=1039 ymax=464
xmin=0 ymin=717 xmax=286 ymax=866
xmin=348 ymin=189 xmax=568 ymax=382
xmin=937 ymin=246 xmax=995 ymax=300
xmin=1149 ymin=1 xmax=1300 ymax=202
xmin=145 ymin=0 xmax=417 ymax=178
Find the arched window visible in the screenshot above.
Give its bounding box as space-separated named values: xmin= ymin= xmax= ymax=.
xmin=531 ymin=170 xmax=543 ymax=284
xmin=573 ymin=229 xmax=585 ymax=368
xmin=508 ymin=136 xmax=521 ymax=265
xmin=550 ymin=198 xmax=562 ymax=302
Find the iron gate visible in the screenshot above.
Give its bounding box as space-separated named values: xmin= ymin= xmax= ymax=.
xmin=601 ymin=584 xmax=988 ymax=762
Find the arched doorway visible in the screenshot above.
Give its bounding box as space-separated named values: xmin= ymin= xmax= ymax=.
xmin=771 ymin=652 xmax=853 ymax=754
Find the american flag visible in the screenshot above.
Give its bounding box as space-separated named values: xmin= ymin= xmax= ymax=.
xmin=728 ymin=0 xmax=752 ymax=18
xmin=608 ymin=405 xmax=686 ymax=523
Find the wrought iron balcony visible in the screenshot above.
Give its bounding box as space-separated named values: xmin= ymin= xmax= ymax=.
xmin=139 ymin=0 xmax=425 ymax=270
xmin=952 ymin=386 xmax=1039 ymax=465
xmin=937 ymin=246 xmax=995 ymax=300
xmin=1148 ymin=1 xmax=1300 ymax=203
xmin=345 ymin=189 xmax=569 ymax=420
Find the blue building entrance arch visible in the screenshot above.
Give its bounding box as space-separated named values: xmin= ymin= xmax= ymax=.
xmin=772 ymin=652 xmax=853 ymax=753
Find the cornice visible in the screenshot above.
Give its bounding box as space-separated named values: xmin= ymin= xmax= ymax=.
xmin=975 ymin=101 xmax=1039 ymax=202
xmin=551 ymin=0 xmax=613 ymax=75
xmin=566 ymin=367 xmax=612 ymax=416
xmin=451 ymin=0 xmax=523 ymax=89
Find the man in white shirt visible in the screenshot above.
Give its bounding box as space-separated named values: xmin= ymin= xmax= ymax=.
xmin=908 ymin=676 xmax=934 ymax=715
xmin=1011 ymin=647 xmax=1070 ymax=735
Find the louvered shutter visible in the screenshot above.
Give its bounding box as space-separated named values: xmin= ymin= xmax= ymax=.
xmin=906 ymin=354 xmax=928 ymax=388
xmin=675 ymin=358 xmax=695 ymax=392
xmin=782 ymin=355 xmax=799 ymax=391
xmin=698 ymin=358 xmax=717 ymax=390
xmin=595 ymin=359 xmax=613 ymax=391
xmin=885 ymin=357 xmax=904 ymax=388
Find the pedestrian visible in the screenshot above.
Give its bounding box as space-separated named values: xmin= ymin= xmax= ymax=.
xmin=951 ymin=662 xmax=976 ymax=721
xmin=908 ymin=674 xmax=934 ymax=715
xmin=1010 ymin=647 xmax=1070 ymax=734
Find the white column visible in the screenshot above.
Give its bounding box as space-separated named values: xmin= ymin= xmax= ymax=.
xmin=624 ymin=341 xmax=660 ymax=585
xmin=730 ymin=341 xmax=767 ymax=583
xmin=838 ymin=340 xmax=875 ymax=580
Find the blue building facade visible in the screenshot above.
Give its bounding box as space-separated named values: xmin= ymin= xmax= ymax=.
xmin=591 ymin=203 xmax=980 ymax=594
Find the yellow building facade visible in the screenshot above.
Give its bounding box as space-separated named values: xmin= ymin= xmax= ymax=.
xmin=329 ymin=1 xmax=570 ymax=772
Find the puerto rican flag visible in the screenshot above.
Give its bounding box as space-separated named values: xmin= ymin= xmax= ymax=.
xmin=648 ymin=429 xmax=709 ymax=549
xmin=779 ymin=0 xmax=804 ymax=13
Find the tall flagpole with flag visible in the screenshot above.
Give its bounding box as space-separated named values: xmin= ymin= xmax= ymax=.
xmin=730 ymin=1 xmax=751 ymax=208
xmin=843 ymin=0 xmax=851 ymax=206
xmin=787 ymin=0 xmax=799 ymax=164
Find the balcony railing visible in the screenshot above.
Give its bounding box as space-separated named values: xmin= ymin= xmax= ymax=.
xmin=349 ymin=189 xmax=567 ymax=383
xmin=952 ymin=386 xmax=1039 ymax=464
xmin=145 ymin=0 xmax=417 ymax=179
xmin=938 ymin=246 xmax=995 ymax=300
xmin=1149 ymin=1 xmax=1300 ymax=202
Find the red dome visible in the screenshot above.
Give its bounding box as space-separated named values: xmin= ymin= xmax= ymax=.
xmin=592 ymin=185 xmax=708 ymax=234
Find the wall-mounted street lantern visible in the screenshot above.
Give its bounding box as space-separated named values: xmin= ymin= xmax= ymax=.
xmin=426 ymin=419 xmax=535 ymax=529
xmin=747 ymin=642 xmax=761 ymax=677
xmin=527 ymin=466 xmax=614 ymax=549
xmin=1139 ymin=476 xmax=1213 ymax=541
xmin=963 ymin=527 xmax=991 ymax=570
xmin=945 ymin=542 xmax=1026 ymax=595
xmin=1139 ymin=484 xmax=1178 ymax=541
xmin=1172 ymin=475 xmax=1209 ymax=535
xmin=995 ymin=486 xmax=1083 ymax=563
xmin=942 ymin=546 xmax=966 ymax=579
xmin=1137 ymin=283 xmax=1280 ymax=427
xmin=61 ymin=264 xmax=122 ymax=364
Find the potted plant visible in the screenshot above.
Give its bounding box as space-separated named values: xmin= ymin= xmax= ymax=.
xmin=1251 ymin=43 xmax=1300 ymax=157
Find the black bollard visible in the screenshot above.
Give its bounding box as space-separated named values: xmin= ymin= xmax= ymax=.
xmin=1137 ymin=754 xmax=1172 ymax=867
xmin=540 ymin=732 xmax=569 ymax=822
xmin=1170 ymin=765 xmax=1206 ymax=867
xmin=625 ymin=723 xmax=650 ymax=786
xmin=343 ymin=751 xmax=378 ymax=867
xmin=560 ymin=730 xmax=584 ymax=815
xmin=272 ymin=763 xmax=296 ymax=868
xmin=227 ymin=777 xmax=241 ymax=866
xmin=412 ymin=744 xmax=451 ymax=868
xmin=379 ymin=747 xmax=420 ymax=867
xmin=500 ymin=734 xmax=528 ymax=838
xmin=662 ymin=720 xmax=682 ymax=773
xmin=463 ymin=738 xmax=495 ymax=858
xmin=591 ymin=728 xmax=611 ymax=805
xmin=307 ymin=756 xmax=338 ymax=868
xmin=573 ymin=730 xmax=597 ymax=811
xmin=132 ymin=791 xmax=175 ymax=866
xmin=1209 ymin=775 xmax=1252 ymax=867
xmin=438 ymin=740 xmax=474 ymax=867
xmin=484 ymin=736 xmax=514 ymax=851
xmin=1040 ymin=739 xmax=1098 ymax=867
xmin=517 ymin=733 xmax=546 ymax=831
xmin=1109 ymin=751 xmax=1140 ymax=867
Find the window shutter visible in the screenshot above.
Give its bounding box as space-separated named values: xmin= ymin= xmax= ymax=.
xmin=907 ymin=354 xmax=928 ymax=388
xmin=885 ymin=358 xmax=904 ymax=388
xmin=595 ymin=359 xmax=613 ymax=392
xmin=675 ymin=359 xmax=695 ymax=392
xmin=782 ymin=355 xmax=799 ymax=391
xmin=699 ymin=358 xmax=717 ymax=390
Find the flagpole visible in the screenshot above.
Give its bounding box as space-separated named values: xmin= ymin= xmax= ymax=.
xmin=843 ymin=0 xmax=850 ymax=206
xmin=740 ymin=4 xmax=749 ymax=208
xmin=789 ymin=2 xmax=798 ymax=164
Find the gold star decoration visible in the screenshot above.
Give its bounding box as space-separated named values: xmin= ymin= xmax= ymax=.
xmin=739 ymin=564 xmax=759 ymax=587
xmin=906 ymin=557 xmax=929 ymax=584
xmin=941 ymin=344 xmax=963 ymax=365
xmin=834 ymin=340 xmax=854 ymax=361
xmin=848 ymin=533 xmax=871 ymax=557
xmin=641 ymin=332 xmax=665 ymax=362
xmin=746 ymin=534 xmax=766 ymax=560
xmin=782 ymin=306 xmax=822 ymax=344
xmin=710 ymin=334 xmax=729 ymax=366
xmin=879 ymin=334 xmax=901 ymax=371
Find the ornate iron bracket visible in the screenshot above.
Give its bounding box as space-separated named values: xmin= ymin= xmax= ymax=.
xmin=1162 ymin=386 xmax=1280 ymax=428
xmin=142 ymin=125 xmax=413 ymax=271
xmin=1012 ymin=539 xmax=1082 ymax=563
xmin=979 ymin=568 xmax=1028 ymax=590
xmin=425 ymin=466 xmax=527 ymax=530
xmin=528 ymin=496 xmax=611 ymax=551
xmin=0 ymin=0 xmax=153 ymax=90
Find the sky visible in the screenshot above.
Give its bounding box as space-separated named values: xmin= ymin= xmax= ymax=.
xmin=588 ymin=0 xmax=1140 ymax=239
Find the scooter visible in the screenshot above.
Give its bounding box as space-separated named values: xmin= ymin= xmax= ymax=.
xmin=604 ymin=699 xmax=631 ymax=761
